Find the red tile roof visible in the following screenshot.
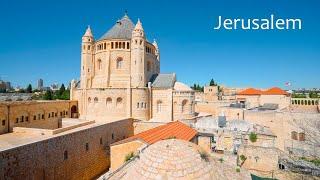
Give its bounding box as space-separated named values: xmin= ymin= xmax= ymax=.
xmin=237 ymin=87 xmax=289 ymax=96
xmin=263 ymin=87 xmax=289 ymax=95
xmin=237 ymin=88 xmax=263 ymax=95
xmin=112 ymin=121 xmax=197 ymax=146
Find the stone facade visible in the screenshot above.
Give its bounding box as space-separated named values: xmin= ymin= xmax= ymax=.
xmin=0 ymin=100 xmax=78 ymax=135
xmin=0 ymin=118 xmax=133 ymax=180
xmin=110 ymin=139 xmax=145 ymax=171
xmin=71 ymin=14 xmax=195 ymax=123
xmin=204 ymin=86 xmax=218 ymax=102
xmin=196 ymin=102 xmax=320 ymax=156
xmin=238 ymin=145 xmax=282 ymax=172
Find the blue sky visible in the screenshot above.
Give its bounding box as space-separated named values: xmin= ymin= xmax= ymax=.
xmin=0 ymin=0 xmax=319 ymax=89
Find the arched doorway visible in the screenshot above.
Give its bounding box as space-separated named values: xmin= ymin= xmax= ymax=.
xmin=71 ymin=105 xmax=78 ymax=118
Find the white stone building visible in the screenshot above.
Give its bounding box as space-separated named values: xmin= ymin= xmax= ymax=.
xmin=71 ymin=14 xmax=195 ymax=122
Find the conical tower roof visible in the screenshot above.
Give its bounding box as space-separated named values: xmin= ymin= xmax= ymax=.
xmin=83 ymin=26 xmax=93 ymax=37
xmin=134 ymin=18 xmax=144 ymax=31
xmin=99 ymin=14 xmax=135 ymax=40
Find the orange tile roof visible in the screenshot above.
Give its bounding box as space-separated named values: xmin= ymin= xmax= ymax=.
xmin=237 ymin=88 xmax=263 ymax=95
xmin=263 ymin=87 xmax=289 ymax=95
xmin=237 ymin=87 xmax=289 ymax=96
xmin=112 ymin=121 xmax=197 ymax=146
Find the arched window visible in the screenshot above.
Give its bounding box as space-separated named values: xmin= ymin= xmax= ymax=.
xmin=97 ymin=59 xmax=102 ymax=70
xmin=116 ymin=97 xmax=123 ymax=108
xmin=182 ymin=99 xmax=188 ymax=113
xmin=122 ymin=42 xmax=125 ymax=49
xmin=64 ymin=150 xmax=68 ymax=160
xmin=298 ymin=132 xmax=305 ymax=141
xmin=116 ymin=57 xmax=123 ymax=69
xmin=106 ymin=98 xmax=112 ymax=108
xmin=88 ymin=97 xmax=91 ymax=103
xmin=115 ymin=42 xmax=118 ymax=49
xmin=291 ymin=131 xmax=298 ymax=140
xmin=144 ymin=103 xmax=147 ymax=109
xmin=94 ymin=97 xmax=98 ymax=103
xmin=127 ymin=42 xmax=130 ymax=49
xmin=137 ymin=102 xmax=139 ymax=109
xmin=157 ymin=100 xmax=162 ymax=113
xmin=147 ymin=61 xmax=151 ymax=71
xmin=140 ymin=102 xmax=144 ymax=108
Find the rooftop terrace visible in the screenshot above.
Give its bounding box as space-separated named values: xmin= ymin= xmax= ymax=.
xmin=0 ymin=118 xmax=95 ymax=151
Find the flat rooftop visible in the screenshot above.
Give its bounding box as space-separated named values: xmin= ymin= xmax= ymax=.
xmin=0 ymin=118 xmax=95 ymax=151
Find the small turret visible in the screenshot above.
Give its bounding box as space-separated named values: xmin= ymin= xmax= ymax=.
xmin=132 ymin=19 xmax=145 ymax=38
xmin=81 ymin=26 xmax=94 ymax=89
xmin=82 ymin=25 xmax=94 ymax=42
xmin=131 ymin=19 xmax=146 ymax=87
xmin=152 ymin=39 xmax=160 ymax=61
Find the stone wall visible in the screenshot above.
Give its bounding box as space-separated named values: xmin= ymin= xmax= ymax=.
xmin=0 ymin=100 xmax=78 ymax=135
xmin=238 ymin=145 xmax=282 ymax=172
xmin=195 ymin=101 xmax=320 ymax=154
xmin=0 ymin=118 xmax=134 ymax=180
xmin=151 ymin=89 xmax=173 ymax=121
xmin=195 ymin=102 xmax=244 ymax=120
xmin=198 ymin=136 xmax=211 ymax=153
xmin=110 ymin=140 xmax=145 ymax=171
xmin=172 ymin=90 xmax=195 ymax=120
xmin=133 ymin=121 xmax=166 ymax=134
xmin=82 ymin=88 xmax=128 ymax=121
xmin=244 ymin=110 xmax=320 ymax=152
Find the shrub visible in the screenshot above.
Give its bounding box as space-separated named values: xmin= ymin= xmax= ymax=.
xmin=236 ymin=167 xmax=241 ymax=172
xmin=219 ymin=158 xmax=224 ymax=163
xmin=300 ymin=157 xmax=320 ymax=167
xmin=199 ymin=150 xmax=210 ymax=162
xmin=167 ymin=136 xmax=176 ymax=139
xmin=240 ymin=155 xmax=247 ymax=162
xmin=124 ymin=152 xmax=134 ymax=162
xmin=249 ymin=132 xmax=257 ymax=143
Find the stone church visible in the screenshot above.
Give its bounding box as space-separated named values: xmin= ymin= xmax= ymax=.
xmin=71 ymin=14 xmax=195 ymax=122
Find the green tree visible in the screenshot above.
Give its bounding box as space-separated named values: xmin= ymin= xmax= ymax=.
xmin=0 ymin=88 xmax=6 ymax=93
xmin=249 ymin=132 xmax=257 ymax=143
xmin=193 ymin=84 xmax=197 ymax=90
xmin=26 ymin=84 xmax=32 ymax=93
xmin=196 ymin=84 xmax=200 ymax=90
xmin=309 ymin=91 xmax=318 ymax=98
xmin=209 ymin=79 xmax=216 ymax=86
xmin=44 ymin=90 xmax=53 ymax=100
xmin=18 ymin=88 xmax=26 ymax=93
xmin=60 ymin=90 xmax=70 ymax=100
xmin=60 ymin=84 xmax=66 ymax=93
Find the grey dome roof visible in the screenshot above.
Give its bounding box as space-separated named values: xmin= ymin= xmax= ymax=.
xmin=99 ymin=15 xmax=135 ymax=40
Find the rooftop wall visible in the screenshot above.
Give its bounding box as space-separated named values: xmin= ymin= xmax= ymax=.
xmin=0 ymin=118 xmax=134 ymax=179
xmin=0 ymin=100 xmax=78 ymax=135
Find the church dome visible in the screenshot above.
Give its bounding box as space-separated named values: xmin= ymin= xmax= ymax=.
xmin=99 ymin=14 xmax=135 ymax=41
xmin=118 ymin=139 xmax=251 ymax=180
xmin=126 ymin=139 xmax=214 ymax=179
